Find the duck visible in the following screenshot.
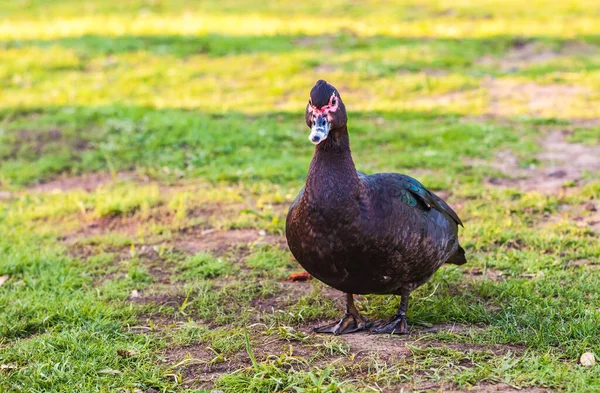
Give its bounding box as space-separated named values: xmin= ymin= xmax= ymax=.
xmin=285 ymin=80 xmax=466 ymax=335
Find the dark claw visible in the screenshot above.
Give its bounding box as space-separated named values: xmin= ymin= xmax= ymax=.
xmin=371 ymin=313 xmax=408 ymax=334
xmin=313 ymin=313 xmax=371 ymax=335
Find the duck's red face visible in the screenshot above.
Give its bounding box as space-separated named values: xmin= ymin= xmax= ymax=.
xmin=305 ymin=80 xmax=346 ymax=145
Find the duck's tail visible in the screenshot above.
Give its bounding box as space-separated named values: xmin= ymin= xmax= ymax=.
xmin=446 ymin=245 xmax=467 ymax=265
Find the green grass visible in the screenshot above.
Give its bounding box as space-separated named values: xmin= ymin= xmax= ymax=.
xmin=1 ymin=0 xmax=600 ymax=392
xmin=176 ymin=252 xmax=233 ymax=280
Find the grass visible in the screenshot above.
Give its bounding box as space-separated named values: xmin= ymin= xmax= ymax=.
xmin=1 ymin=0 xmax=600 ymax=392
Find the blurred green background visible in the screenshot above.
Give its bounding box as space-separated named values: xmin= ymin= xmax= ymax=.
xmin=1 ymin=1 xmax=599 ymax=392
xmin=1 ymin=0 xmax=600 ymax=187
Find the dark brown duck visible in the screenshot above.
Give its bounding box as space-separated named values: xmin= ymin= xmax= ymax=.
xmin=286 ymin=80 xmax=467 ymax=335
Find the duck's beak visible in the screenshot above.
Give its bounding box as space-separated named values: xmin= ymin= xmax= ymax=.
xmin=309 ymin=114 xmax=330 ymax=145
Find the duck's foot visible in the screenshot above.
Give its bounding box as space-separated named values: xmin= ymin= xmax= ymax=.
xmin=313 ymin=313 xmax=370 ymax=335
xmin=372 ymin=313 xmax=408 ymax=335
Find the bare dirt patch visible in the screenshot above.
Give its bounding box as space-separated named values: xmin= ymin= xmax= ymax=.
xmin=31 ymin=171 xmax=138 ymax=193
xmin=162 ymin=343 xmax=231 ymax=387
xmin=411 ymin=89 xmax=481 ymax=108
xmin=313 ymin=63 xmax=338 ymax=73
xmin=61 ymin=198 xmax=289 ymax=291
xmin=161 ymin=334 xmax=323 ymax=389
xmin=540 ymin=202 xmax=600 ymax=234
xmin=174 ymin=228 xmax=284 ymax=256
xmin=251 ymin=280 xmax=315 ymax=312
xmin=161 ymin=331 xmax=524 ymax=390
xmin=485 ymin=130 xmax=600 ymax=193
xmin=73 ymin=214 xmax=148 ymax=237
xmin=535 ymin=130 xmax=600 ymax=188
xmin=64 ymin=200 xmax=275 ymax=247
xmin=293 ymin=34 xmax=337 ymax=52
xmin=0 ymin=191 xmax=13 ymax=200
xmin=565 ymin=258 xmax=600 ymax=269
xmin=478 ymin=40 xmax=598 ymax=73
xmin=341 ymin=333 xmax=411 ymax=359
xmin=463 ymin=267 xmax=505 ymax=282
xmin=484 ymin=79 xmax=592 ymax=118
xmin=3 ymin=128 xmax=89 ymax=161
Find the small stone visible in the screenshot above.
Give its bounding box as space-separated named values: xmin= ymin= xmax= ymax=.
xmin=584 ymin=202 xmax=597 ymax=212
xmin=580 ymin=352 xmax=596 ymax=367
xmin=258 ymin=230 xmax=266 ymax=236
xmin=129 ymin=290 xmax=140 ymax=299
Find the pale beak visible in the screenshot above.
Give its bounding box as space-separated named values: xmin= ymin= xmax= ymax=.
xmin=309 ymin=114 xmax=330 ymax=145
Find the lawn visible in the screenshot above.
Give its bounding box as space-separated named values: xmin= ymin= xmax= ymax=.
xmin=1 ymin=1 xmax=599 ymax=392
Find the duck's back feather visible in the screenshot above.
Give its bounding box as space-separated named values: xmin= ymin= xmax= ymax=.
xmin=358 ymin=171 xmax=462 ymax=227
xmin=358 ymin=171 xmax=466 ymax=268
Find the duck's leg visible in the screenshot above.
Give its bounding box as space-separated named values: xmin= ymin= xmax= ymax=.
xmin=372 ymin=292 xmax=409 ymax=334
xmin=313 ymin=293 xmax=370 ymax=335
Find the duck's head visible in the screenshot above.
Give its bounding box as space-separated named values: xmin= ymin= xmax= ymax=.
xmin=305 ymin=80 xmax=347 ymax=145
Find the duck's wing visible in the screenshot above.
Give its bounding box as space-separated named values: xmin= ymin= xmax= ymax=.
xmin=287 ymin=186 xmax=305 ymax=215
xmin=360 ymin=171 xmax=466 ymax=265
xmin=358 ymin=172 xmax=463 ymax=227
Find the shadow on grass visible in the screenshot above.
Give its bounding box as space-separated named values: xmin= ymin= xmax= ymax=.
xmin=3 ymin=33 xmax=599 ymax=58
xmin=0 ymin=105 xmax=542 ymax=188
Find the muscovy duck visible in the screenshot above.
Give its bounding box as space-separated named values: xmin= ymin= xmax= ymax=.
xmin=286 ymin=80 xmax=466 ymax=335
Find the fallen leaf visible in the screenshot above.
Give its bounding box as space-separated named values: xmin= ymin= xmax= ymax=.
xmin=98 ymin=368 xmax=122 ymax=375
xmin=288 ymin=271 xmax=312 ymax=282
xmin=0 ymin=275 xmax=8 ymax=287
xmin=117 ymin=349 xmax=137 ymax=357
xmin=1 ymin=363 xmax=17 ymax=372
xmin=581 ymin=352 xmax=596 ymax=367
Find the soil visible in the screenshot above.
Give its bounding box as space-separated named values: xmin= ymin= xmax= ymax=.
xmin=31 ymin=171 xmax=139 ymax=193
xmin=478 ymin=40 xmax=598 ymax=73
xmin=174 ymin=228 xmax=283 ymax=256
xmin=484 ymin=79 xmax=590 ymax=118
xmin=485 ymin=130 xmax=600 ymax=193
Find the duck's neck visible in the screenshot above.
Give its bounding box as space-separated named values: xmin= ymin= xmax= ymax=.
xmin=305 ymin=126 xmax=360 ymax=203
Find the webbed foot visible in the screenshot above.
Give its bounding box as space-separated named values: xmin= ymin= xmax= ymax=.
xmin=313 ymin=312 xmax=371 ymax=335
xmin=372 ymin=313 xmax=408 ymax=334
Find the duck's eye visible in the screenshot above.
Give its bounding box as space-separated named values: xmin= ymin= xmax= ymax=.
xmin=309 ymin=99 xmax=313 ymax=106
xmin=332 ymin=97 xmax=337 ymax=106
